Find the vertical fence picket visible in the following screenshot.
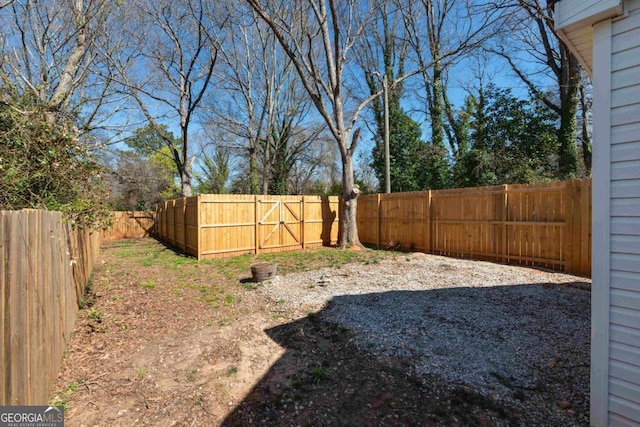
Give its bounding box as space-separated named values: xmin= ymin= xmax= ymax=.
xmin=0 ymin=210 xmax=99 ymax=406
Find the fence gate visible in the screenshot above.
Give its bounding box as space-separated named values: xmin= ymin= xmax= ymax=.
xmin=257 ymin=198 xmax=303 ymax=250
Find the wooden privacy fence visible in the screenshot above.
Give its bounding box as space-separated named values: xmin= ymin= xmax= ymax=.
xmin=358 ymin=179 xmax=591 ymax=275
xmin=155 ymin=194 xmax=340 ymax=259
xmin=1 ymin=210 xmax=101 ymax=405
xmin=102 ymin=211 xmax=155 ymax=241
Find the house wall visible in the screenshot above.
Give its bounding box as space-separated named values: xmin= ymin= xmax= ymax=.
xmin=556 ymin=0 xmax=640 ymax=423
xmin=605 ymin=0 xmax=640 ymax=424
xmin=554 ymin=0 xmax=623 ymax=73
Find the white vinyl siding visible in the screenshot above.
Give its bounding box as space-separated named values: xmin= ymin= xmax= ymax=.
xmin=609 ymin=1 xmax=640 ymax=424
xmin=554 ymin=0 xmax=623 ymax=74
xmin=555 ymin=0 xmax=623 ymax=29
xmin=591 ymin=16 xmax=613 ymax=426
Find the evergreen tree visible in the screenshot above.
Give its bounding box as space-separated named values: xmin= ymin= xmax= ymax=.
xmin=453 ymin=85 xmax=558 ymax=187
xmin=371 ymin=107 xmax=428 ymax=192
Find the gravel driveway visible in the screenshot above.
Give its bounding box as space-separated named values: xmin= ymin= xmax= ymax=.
xmin=260 ymin=252 xmax=591 ymax=425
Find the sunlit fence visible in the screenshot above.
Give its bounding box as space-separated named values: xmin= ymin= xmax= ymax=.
xmin=155 ymin=194 xmax=340 ymax=259
xmin=153 ymin=180 xmax=591 ymax=275
xmin=358 ymin=179 xmax=591 ymax=275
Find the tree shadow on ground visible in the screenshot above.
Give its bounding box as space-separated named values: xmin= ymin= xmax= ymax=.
xmin=222 ymin=282 xmax=590 ymax=426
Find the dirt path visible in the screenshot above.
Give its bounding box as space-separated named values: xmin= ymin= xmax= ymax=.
xmin=53 ymin=238 xmax=591 ymax=426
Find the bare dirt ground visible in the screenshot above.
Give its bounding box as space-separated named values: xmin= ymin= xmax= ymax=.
xmin=53 ymin=238 xmax=591 ymax=426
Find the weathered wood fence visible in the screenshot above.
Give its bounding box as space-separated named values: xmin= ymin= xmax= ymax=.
xmin=102 ymin=211 xmax=155 ymax=241
xmin=0 ymin=210 xmax=101 ymax=405
xmin=358 ymin=179 xmax=591 ymax=275
xmin=155 ymin=195 xmax=340 ymax=259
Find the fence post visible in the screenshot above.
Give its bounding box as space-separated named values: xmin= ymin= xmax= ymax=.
xmin=196 ymin=196 xmax=202 ymax=260
xmin=376 ymin=193 xmax=381 ymax=249
xmin=301 ymin=196 xmax=306 ymax=250
xmin=171 ymin=200 xmax=176 ymax=246
xmin=564 ymin=180 xmax=575 ymax=274
xmin=254 ymin=195 xmax=259 ymax=255
xmin=182 ymin=198 xmax=187 ymax=252
xmin=582 ymin=179 xmax=592 ymax=275
xmin=425 ymin=190 xmax=432 ymax=253
xmin=502 ymin=184 xmax=509 ymax=263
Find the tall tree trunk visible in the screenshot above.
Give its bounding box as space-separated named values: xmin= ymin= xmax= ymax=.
xmin=430 ymin=60 xmax=445 ymax=152
xmin=579 ymin=81 xmax=592 ymax=175
xmin=558 ymin=43 xmax=579 ymax=179
xmin=426 ymin=59 xmax=450 ymax=190
xmin=249 ymin=146 xmax=259 ymax=194
xmin=338 ymin=144 xmax=361 ymax=248
xmin=180 ymin=166 xmax=193 ymax=197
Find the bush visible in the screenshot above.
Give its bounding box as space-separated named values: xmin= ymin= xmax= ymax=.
xmin=0 ymin=88 xmax=110 ymax=229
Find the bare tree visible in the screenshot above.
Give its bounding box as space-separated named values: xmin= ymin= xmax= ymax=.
xmin=287 ymin=133 xmax=338 ymax=194
xmin=0 ymin=0 xmax=121 ymax=131
xmin=108 ymin=0 xmax=225 ymax=197
xmin=244 ymin=0 xmax=390 ymax=247
xmin=212 ymin=3 xmax=325 ymax=195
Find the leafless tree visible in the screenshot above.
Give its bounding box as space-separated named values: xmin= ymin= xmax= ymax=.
xmin=211 ymin=3 xmax=326 ymax=195
xmin=287 ymin=133 xmax=338 ymax=194
xmin=0 ymin=0 xmax=122 ymax=134
xmin=244 ymin=0 xmax=391 ymax=247
xmin=107 ymin=0 xmax=225 ymax=197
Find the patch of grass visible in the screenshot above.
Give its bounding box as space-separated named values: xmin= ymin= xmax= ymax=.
xmin=173 ymin=283 xmax=229 ymax=306
xmin=104 ymin=239 xmax=139 ymax=248
xmin=241 ymin=280 xmax=261 ymax=290
xmin=310 ymin=366 xmax=328 ymax=383
xmin=257 ymin=247 xmax=391 ymax=275
xmin=136 ymin=368 xmax=147 ymax=377
xmin=307 ymin=311 xmax=319 ymax=323
xmin=203 ymin=254 xmax=253 ymax=280
xmin=186 ymin=369 xmax=197 ymax=382
xmin=111 ymin=241 xmax=198 ymax=269
xmin=50 ymin=381 xmax=83 ymax=411
xmin=141 ymin=280 xmax=156 ymax=290
xmin=227 ymin=366 xmax=238 ymax=376
xmin=114 ymin=248 xmax=142 ymax=258
xmin=79 ymin=273 xmax=95 ymax=309
xmin=87 ymin=308 xmax=102 ymax=321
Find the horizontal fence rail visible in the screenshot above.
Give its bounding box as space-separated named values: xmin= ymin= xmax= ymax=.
xmin=0 ymin=210 xmax=101 ymax=405
xmin=155 ymin=195 xmax=340 ymax=259
xmin=357 ymin=179 xmax=591 ymax=276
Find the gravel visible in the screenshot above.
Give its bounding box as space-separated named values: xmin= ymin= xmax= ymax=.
xmin=260 ymin=252 xmax=591 ymax=424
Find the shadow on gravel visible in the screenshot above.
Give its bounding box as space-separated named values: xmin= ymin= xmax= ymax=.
xmin=222 ymin=282 xmax=590 ymax=426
